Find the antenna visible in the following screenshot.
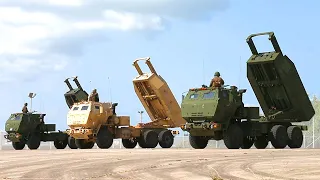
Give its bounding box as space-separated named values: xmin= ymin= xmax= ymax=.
xmin=202 ymin=59 xmax=205 ymax=85
xmin=239 ymin=56 xmax=241 ymax=88
xmin=108 ymin=77 xmax=112 ymax=103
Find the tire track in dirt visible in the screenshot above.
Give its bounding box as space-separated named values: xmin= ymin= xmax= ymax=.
xmin=1 ymin=149 xmax=320 ymax=180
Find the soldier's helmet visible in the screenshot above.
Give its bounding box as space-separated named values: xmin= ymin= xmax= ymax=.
xmin=92 ymin=89 xmax=97 ymax=93
xmin=214 ymin=71 xmax=220 ymax=77
xmin=24 ymin=103 xmax=28 ymax=106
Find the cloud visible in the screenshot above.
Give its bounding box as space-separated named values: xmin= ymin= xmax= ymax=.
xmin=0 ymin=0 xmax=229 ymax=83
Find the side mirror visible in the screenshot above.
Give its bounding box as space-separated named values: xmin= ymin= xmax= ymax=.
xmin=99 ymin=107 xmax=103 ymax=114
xmin=182 ymin=95 xmax=185 ymax=100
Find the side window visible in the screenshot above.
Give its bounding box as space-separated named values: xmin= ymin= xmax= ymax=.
xmin=73 ymin=107 xmax=79 ymax=111
xmin=203 ymin=92 xmax=215 ymax=99
xmin=190 ymin=94 xmax=199 ymax=99
xmin=95 ymin=106 xmax=100 ymax=110
xmin=81 ymin=106 xmax=89 ymax=110
xmin=221 ymin=91 xmax=229 ymax=98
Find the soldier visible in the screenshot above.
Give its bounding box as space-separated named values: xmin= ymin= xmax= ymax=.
xmin=210 ymin=71 xmax=225 ymax=87
xmin=22 ymin=103 xmax=29 ymax=113
xmin=88 ymin=89 xmax=99 ymax=102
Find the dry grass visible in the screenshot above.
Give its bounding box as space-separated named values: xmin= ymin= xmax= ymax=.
xmin=211 ymin=176 xmax=223 ymax=180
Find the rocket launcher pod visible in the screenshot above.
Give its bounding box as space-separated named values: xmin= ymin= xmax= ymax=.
xmin=246 ymin=32 xmax=315 ymax=122
xmin=132 ymin=57 xmax=186 ymax=127
xmin=64 ymin=76 xmax=89 ymax=108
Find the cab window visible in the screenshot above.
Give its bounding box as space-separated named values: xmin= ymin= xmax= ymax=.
xmin=81 ymin=106 xmax=89 ymax=110
xmin=73 ymin=106 xmax=79 ymax=111
xmin=95 ymin=106 xmax=100 ymax=110
xmin=10 ymin=115 xmax=20 ymax=120
xmin=190 ymin=94 xmax=199 ymax=99
xmin=203 ymin=92 xmax=215 ymax=99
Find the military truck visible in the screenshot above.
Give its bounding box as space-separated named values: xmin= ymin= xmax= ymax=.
xmin=4 ymin=112 xmax=73 ymax=150
xmin=180 ymin=32 xmax=315 ymax=149
xmin=64 ymin=59 xmax=182 ymax=149
xmin=63 ymin=76 xmax=91 ymax=149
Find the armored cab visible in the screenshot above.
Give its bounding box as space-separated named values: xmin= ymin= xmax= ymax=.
xmin=64 ymin=76 xmax=89 ymax=108
xmin=4 ymin=112 xmax=71 ymax=150
xmin=181 ymin=85 xmax=259 ymax=124
xmin=246 ymin=32 xmax=315 ymax=122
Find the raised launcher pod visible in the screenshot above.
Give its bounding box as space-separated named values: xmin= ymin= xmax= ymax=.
xmin=246 ymin=32 xmax=315 ymax=122
xmin=64 ymin=76 xmax=89 ymax=108
xmin=132 ymin=57 xmax=186 ymax=128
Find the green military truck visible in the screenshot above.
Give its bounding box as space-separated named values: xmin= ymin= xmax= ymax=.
xmin=4 ymin=112 xmax=74 ymax=150
xmin=180 ymin=32 xmax=315 ymax=149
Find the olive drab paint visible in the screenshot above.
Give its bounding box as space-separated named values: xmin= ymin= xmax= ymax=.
xmin=64 ymin=76 xmax=89 ymax=109
xmin=180 ymin=32 xmax=314 ymax=149
xmin=4 ymin=113 xmax=72 ymax=150
xmin=246 ymin=32 xmax=315 ymax=121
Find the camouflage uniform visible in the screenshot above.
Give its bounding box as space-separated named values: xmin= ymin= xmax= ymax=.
xmin=22 ymin=103 xmax=29 ymax=113
xmin=210 ymin=72 xmax=224 ymax=87
xmin=88 ymin=89 xmax=99 ymax=102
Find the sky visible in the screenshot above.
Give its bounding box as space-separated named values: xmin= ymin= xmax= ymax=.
xmin=0 ymin=0 xmax=319 ymax=132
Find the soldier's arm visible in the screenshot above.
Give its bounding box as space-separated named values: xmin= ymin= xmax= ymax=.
xmin=209 ymin=79 xmax=213 ymax=87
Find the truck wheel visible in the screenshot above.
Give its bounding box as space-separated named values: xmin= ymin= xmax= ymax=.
xmin=75 ymin=139 xmax=93 ymax=149
xmin=223 ymin=124 xmax=243 ymax=149
xmin=67 ymin=136 xmax=78 ymax=149
xmin=86 ymin=141 xmax=95 ymax=149
xmin=189 ymin=135 xmax=208 ymax=149
xmin=139 ymin=130 xmax=158 ymax=148
xmin=254 ymin=136 xmax=268 ymax=149
xmin=270 ymin=125 xmax=288 ymax=149
xmin=27 ymin=133 xmax=41 ymax=150
xmin=122 ymin=138 xmax=137 ymax=148
xmin=287 ymin=126 xmax=303 ymax=148
xmin=12 ymin=142 xmax=25 ymax=150
xmin=241 ymin=136 xmax=254 ymax=149
xmin=158 ymin=130 xmax=174 ymax=148
xmin=96 ymin=127 xmax=113 ymax=149
xmin=54 ymin=139 xmax=68 ymax=149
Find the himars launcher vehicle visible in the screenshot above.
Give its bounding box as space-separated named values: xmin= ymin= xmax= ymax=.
xmin=63 ymin=64 xmax=181 ymax=149
xmin=4 ymin=112 xmax=73 ymax=150
xmin=180 ymin=32 xmax=315 ymax=149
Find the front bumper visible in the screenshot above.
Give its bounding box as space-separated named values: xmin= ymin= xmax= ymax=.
xmin=66 ymin=128 xmax=94 ymax=139
xmin=181 ymin=122 xmax=222 ymax=131
xmin=4 ymin=133 xmax=21 ymax=142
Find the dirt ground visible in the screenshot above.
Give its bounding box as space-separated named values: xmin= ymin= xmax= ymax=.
xmin=0 ymin=149 xmax=319 ymax=180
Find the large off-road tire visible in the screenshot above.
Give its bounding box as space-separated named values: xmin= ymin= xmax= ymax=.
xmin=189 ymin=135 xmax=208 ymax=149
xmin=122 ymin=138 xmax=137 ymax=148
xmin=254 ymin=135 xmax=269 ymax=149
xmin=75 ymin=139 xmax=94 ymax=149
xmin=138 ymin=130 xmax=158 ymax=148
xmin=96 ymin=126 xmax=113 ymax=149
xmin=241 ymin=136 xmax=254 ymax=149
xmin=158 ymin=130 xmax=174 ymax=148
xmin=54 ymin=138 xmax=68 ymax=149
xmin=287 ymin=126 xmax=303 ymax=148
xmin=67 ymin=136 xmax=78 ymax=149
xmin=270 ymin=125 xmax=288 ymax=149
xmin=86 ymin=141 xmax=95 ymax=149
xmin=223 ymin=124 xmax=243 ymax=149
xmin=27 ymin=133 xmax=41 ymax=150
xmin=12 ymin=141 xmax=25 ymax=150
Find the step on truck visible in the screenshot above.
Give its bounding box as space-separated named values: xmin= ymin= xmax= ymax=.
xmin=63 ymin=68 xmax=182 ymax=149
xmin=180 ymin=32 xmax=315 ymax=149
xmin=4 ymin=111 xmax=74 ymax=150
